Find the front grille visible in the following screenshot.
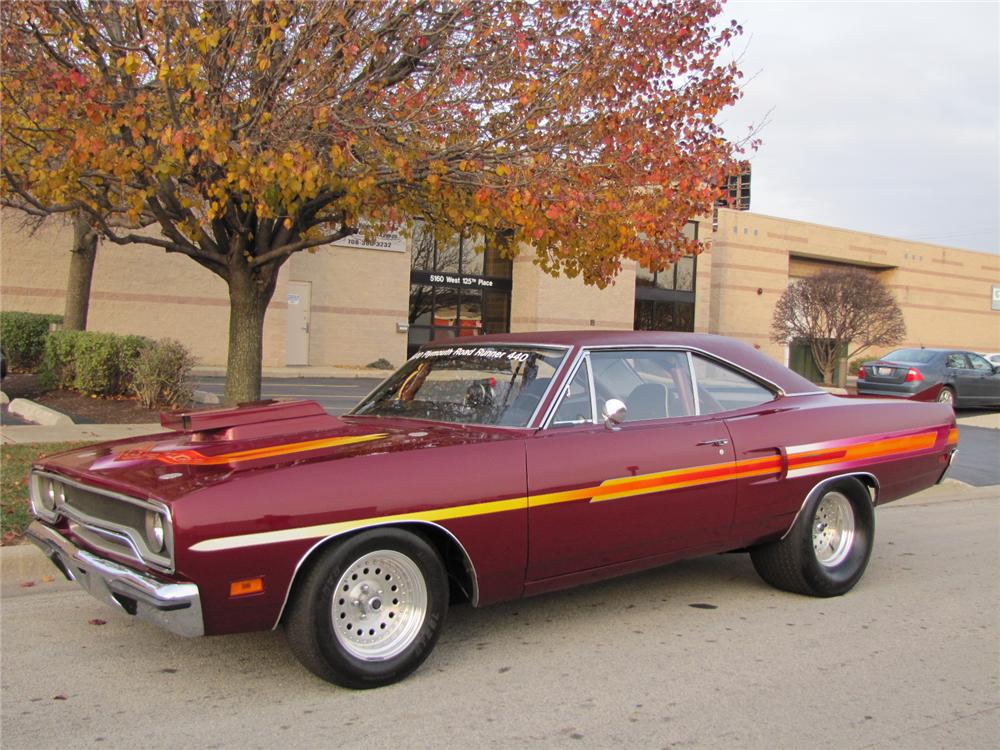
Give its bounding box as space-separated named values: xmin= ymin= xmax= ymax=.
xmin=30 ymin=471 xmax=174 ymax=572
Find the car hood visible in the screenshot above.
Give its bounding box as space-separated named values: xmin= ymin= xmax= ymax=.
xmin=34 ymin=414 xmax=528 ymax=504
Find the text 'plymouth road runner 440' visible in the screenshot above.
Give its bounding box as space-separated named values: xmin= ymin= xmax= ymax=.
xmin=27 ymin=332 xmax=958 ymax=688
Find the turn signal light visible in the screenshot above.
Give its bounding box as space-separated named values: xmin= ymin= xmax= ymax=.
xmin=947 ymin=428 xmax=959 ymax=446
xmin=229 ymin=578 xmax=264 ymax=597
xmin=904 ymin=368 xmax=924 ymax=382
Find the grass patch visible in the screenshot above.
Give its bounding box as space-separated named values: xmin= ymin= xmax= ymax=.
xmin=1 ymin=442 xmax=93 ymax=544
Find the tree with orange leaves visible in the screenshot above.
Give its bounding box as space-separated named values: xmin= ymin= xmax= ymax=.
xmin=1 ymin=0 xmax=748 ymax=403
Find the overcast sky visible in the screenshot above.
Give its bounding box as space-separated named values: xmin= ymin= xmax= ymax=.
xmin=717 ymin=1 xmax=999 ymax=254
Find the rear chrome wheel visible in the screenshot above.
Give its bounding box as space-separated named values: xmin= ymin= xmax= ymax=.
xmin=285 ymin=528 xmax=447 ymax=689
xmin=812 ymin=491 xmax=855 ymax=567
xmin=937 ymin=386 xmax=955 ymax=406
xmin=751 ymin=478 xmax=874 ymax=597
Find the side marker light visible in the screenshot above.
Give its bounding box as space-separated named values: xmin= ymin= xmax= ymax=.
xmin=230 ymin=578 xmax=265 ymax=597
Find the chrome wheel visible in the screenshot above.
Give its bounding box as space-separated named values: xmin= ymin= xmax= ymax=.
xmin=813 ymin=491 xmax=855 ymax=567
xmin=937 ymin=387 xmax=954 ymax=405
xmin=332 ymin=549 xmax=428 ymax=661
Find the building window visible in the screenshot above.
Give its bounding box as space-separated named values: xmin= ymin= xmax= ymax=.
xmin=634 ymin=221 xmax=698 ymax=333
xmin=407 ymin=223 xmax=513 ymax=357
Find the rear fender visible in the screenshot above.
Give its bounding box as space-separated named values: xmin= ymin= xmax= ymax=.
xmin=780 ymin=473 xmax=878 ymax=540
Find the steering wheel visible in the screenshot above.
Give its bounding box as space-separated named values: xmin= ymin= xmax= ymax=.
xmin=465 ymin=382 xmax=491 ymax=408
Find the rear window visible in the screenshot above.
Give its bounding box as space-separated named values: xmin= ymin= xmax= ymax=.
xmin=882 ymin=349 xmax=938 ymax=364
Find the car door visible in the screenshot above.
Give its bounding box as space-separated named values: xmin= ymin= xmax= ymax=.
xmin=525 ymin=348 xmax=737 ymax=583
xmin=947 ymin=352 xmax=978 ymax=401
xmin=965 ymin=352 xmax=1000 ymax=404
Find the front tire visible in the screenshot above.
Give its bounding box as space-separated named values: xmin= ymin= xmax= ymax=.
xmin=750 ymin=479 xmax=874 ymax=597
xmin=285 ymin=528 xmax=448 ymax=688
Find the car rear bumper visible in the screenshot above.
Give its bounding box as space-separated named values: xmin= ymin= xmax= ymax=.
xmin=26 ymin=521 xmax=204 ymax=637
xmin=936 ymin=448 xmax=960 ymax=484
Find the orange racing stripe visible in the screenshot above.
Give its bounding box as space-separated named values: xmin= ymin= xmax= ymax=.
xmin=189 ymin=428 xmax=946 ymax=553
xmin=117 ymin=433 xmax=389 ymax=466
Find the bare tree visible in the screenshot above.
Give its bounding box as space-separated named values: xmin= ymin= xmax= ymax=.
xmin=771 ymin=268 xmax=906 ymax=385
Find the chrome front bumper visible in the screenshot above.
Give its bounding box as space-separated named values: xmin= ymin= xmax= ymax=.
xmin=26 ymin=521 xmax=204 ymax=637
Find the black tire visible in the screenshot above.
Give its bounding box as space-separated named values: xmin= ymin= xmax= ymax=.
xmin=750 ymin=478 xmax=875 ymax=597
xmin=285 ymin=528 xmax=448 ymax=688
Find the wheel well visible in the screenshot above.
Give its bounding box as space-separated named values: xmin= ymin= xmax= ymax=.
xmin=277 ymin=522 xmax=477 ymax=628
xmin=851 ymin=473 xmax=879 ymax=504
xmin=780 ymin=472 xmax=878 ymax=541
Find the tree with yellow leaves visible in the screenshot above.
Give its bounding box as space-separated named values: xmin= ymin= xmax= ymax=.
xmin=2 ymin=0 xmax=749 ymax=403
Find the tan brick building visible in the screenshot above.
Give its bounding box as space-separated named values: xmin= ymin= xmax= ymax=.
xmin=2 ymin=207 xmax=998 ymax=381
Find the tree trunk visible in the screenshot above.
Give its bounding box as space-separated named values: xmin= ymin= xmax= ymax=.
xmin=63 ymin=212 xmax=98 ymax=330
xmin=223 ymin=263 xmax=275 ymax=405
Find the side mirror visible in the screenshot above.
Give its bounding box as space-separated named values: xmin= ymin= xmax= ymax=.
xmin=602 ymin=398 xmax=627 ymax=430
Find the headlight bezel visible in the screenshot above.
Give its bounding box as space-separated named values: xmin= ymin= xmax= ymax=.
xmin=28 ymin=469 xmax=176 ymax=572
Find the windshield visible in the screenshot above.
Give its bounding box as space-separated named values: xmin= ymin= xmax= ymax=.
xmin=350 ymin=345 xmax=567 ymax=427
xmin=882 ymin=349 xmax=939 ymax=364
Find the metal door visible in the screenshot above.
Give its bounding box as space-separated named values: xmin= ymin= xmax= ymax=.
xmin=285 ymin=281 xmax=311 ymax=366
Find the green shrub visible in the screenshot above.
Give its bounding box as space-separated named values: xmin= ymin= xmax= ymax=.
xmin=40 ymin=330 xmax=150 ymax=396
xmin=0 ymin=312 xmax=63 ymax=371
xmin=366 ymin=358 xmax=395 ymax=370
xmin=131 ymin=339 xmax=196 ymax=409
xmin=849 ymin=352 xmax=889 ymax=375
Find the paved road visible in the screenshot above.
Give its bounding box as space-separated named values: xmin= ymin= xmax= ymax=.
xmin=953 ymin=425 xmax=1000 ymax=486
xmin=192 ymin=375 xmax=382 ymax=416
xmin=3 ymin=488 xmax=997 ymax=749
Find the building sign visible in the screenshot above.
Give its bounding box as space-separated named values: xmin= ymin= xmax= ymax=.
xmin=332 ymin=221 xmax=406 ymax=253
xmin=993 ymin=285 xmax=1000 ymax=311
xmin=410 ymin=270 xmax=513 ymax=292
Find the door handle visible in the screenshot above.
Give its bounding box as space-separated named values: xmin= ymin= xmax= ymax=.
xmin=697 ymin=438 xmax=729 ymax=447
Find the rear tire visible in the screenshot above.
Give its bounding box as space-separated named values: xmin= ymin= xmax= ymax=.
xmin=750 ymin=479 xmax=874 ymax=597
xmin=937 ymin=386 xmax=956 ymax=408
xmin=285 ymin=528 xmax=448 ymax=688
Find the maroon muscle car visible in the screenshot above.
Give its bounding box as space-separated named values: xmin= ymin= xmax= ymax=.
xmin=26 ymin=332 xmax=959 ymax=688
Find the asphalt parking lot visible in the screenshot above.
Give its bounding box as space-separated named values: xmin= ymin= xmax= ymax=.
xmin=2 ymin=484 xmax=997 ymax=749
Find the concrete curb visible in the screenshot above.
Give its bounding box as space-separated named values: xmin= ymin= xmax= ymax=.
xmin=1 ymin=542 xmax=57 ymax=586
xmin=1 ymin=423 xmax=163 ymax=444
xmin=7 ymin=398 xmax=74 ymax=426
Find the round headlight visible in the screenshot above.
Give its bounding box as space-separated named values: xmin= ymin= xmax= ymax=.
xmin=145 ymin=511 xmax=165 ymax=553
xmin=41 ymin=480 xmax=57 ymax=511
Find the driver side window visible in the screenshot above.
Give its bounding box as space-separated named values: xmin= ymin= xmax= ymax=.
xmin=968 ymin=353 xmax=993 ymax=372
xmin=589 ymin=350 xmax=696 ymax=422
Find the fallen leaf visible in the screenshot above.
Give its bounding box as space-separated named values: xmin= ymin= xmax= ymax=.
xmin=20 ymin=581 xmax=36 ymax=588
xmin=41 ymin=575 xmax=55 ymax=583
xmin=53 ymin=695 xmax=68 ymax=701
xmin=88 ymin=618 xmax=107 ymax=626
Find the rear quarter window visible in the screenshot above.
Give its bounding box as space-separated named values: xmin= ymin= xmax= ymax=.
xmin=692 ymin=354 xmax=776 ymax=414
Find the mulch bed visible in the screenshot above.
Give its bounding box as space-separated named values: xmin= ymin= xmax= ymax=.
xmin=2 ymin=373 xmax=160 ymax=424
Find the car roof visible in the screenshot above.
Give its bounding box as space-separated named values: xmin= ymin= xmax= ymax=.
xmin=423 ymin=330 xmax=822 ymax=395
